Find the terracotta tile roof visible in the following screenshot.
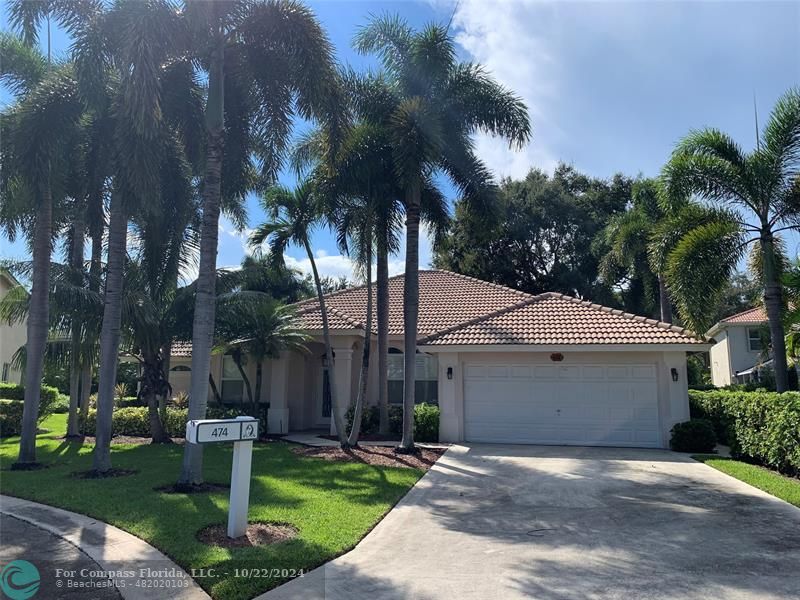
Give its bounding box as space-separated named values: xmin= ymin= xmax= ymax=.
xmin=292 ymin=270 xmax=705 ymax=346
xmin=293 ymin=270 xmax=532 ymax=336
xmin=418 ymin=292 xmax=706 ymax=346
xmin=171 ymin=342 xmax=192 ymax=357
xmin=721 ymin=306 xmax=767 ymax=324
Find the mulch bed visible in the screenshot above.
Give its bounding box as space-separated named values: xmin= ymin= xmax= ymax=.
xmin=197 ymin=522 xmax=298 ymax=548
xmin=70 ymin=468 xmax=138 ymax=479
xmin=155 ymin=482 xmax=230 ymax=494
xmin=292 ymin=444 xmax=445 ymax=470
xmin=322 ymin=433 xmax=400 ymax=442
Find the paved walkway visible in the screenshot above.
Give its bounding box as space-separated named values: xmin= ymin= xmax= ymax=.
xmin=259 ymin=444 xmax=800 ymax=600
xmin=0 ymin=495 xmax=210 ymax=600
xmin=1 ymin=513 xmax=121 ymax=599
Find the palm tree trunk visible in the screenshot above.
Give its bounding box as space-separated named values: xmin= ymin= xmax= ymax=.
xmin=82 ymin=215 xmax=103 ymax=420
xmin=304 ymin=238 xmax=348 ymax=446
xmin=208 ymin=373 xmax=222 ymax=405
xmin=178 ymin=37 xmax=225 ymax=486
xmin=658 ymin=275 xmax=672 ymax=324
xmin=761 ymin=232 xmax=788 ymax=392
xmin=92 ymin=193 xmax=127 ymax=472
xmin=160 ymin=341 xmax=171 ymax=419
xmin=254 ymin=359 xmax=263 ymax=421
xmin=232 ymin=353 xmax=254 ymax=411
xmin=15 ymin=182 xmax=52 ymax=466
xmin=377 ymin=243 xmax=390 ymax=435
xmin=67 ymin=216 xmax=85 ymax=438
xmin=399 ymin=183 xmax=421 ymax=453
xmin=348 ymin=241 xmax=373 ymax=447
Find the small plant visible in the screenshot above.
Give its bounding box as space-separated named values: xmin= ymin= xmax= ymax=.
xmin=413 ymin=403 xmax=440 ymax=442
xmin=114 ymin=383 xmax=128 ymax=406
xmin=171 ymin=391 xmax=190 ymax=409
xmin=670 ymin=419 xmax=717 ymax=453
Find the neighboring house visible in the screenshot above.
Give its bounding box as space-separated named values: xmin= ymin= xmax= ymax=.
xmin=169 ymin=270 xmax=708 ymax=448
xmin=706 ymin=307 xmax=769 ymax=387
xmin=0 ymin=270 xmax=26 ymax=385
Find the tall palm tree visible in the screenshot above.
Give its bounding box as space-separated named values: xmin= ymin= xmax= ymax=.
xmin=354 ymin=16 xmax=531 ymax=451
xmin=662 ymin=88 xmax=800 ymax=392
xmin=250 ymin=182 xmax=350 ymax=445
xmin=178 ymin=0 xmax=343 ymax=486
xmin=1 ymin=33 xmax=85 ymax=466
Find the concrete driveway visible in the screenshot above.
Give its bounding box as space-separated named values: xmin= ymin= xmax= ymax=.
xmin=261 ymin=444 xmax=800 ymax=600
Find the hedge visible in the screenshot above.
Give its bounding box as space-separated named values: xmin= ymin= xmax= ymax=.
xmin=0 ymin=383 xmax=62 ymax=437
xmin=689 ymin=389 xmax=800 ymax=475
xmin=80 ymin=405 xmax=265 ymax=438
xmin=345 ymin=403 xmax=440 ymax=442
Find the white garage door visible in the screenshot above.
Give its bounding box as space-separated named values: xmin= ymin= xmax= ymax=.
xmin=464 ymin=363 xmax=660 ymax=447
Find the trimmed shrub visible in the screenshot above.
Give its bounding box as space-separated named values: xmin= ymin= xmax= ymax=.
xmin=80 ymin=404 xmax=263 ymax=438
xmin=670 ymin=419 xmax=717 ymax=453
xmin=413 ymin=403 xmax=440 ymax=442
xmin=689 ymin=389 xmax=800 ymax=475
xmin=115 ymin=396 xmax=144 ymax=408
xmin=0 ymin=384 xmax=62 ymax=436
xmin=52 ymin=394 xmax=70 ymax=414
xmin=344 ymin=403 xmax=439 ymax=442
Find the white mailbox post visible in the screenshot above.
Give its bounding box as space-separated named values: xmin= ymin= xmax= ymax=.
xmin=186 ymin=416 xmax=258 ymax=538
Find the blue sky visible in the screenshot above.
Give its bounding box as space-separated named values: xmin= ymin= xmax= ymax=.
xmin=2 ymin=0 xmax=799 ymax=282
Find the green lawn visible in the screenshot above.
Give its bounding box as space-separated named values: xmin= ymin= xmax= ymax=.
xmin=1 ymin=414 xmax=423 ymax=600
xmin=692 ymin=454 xmax=800 ymax=509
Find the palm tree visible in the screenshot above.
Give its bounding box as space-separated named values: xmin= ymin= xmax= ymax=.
xmin=178 ymin=0 xmax=343 ymax=486
xmin=662 ymin=88 xmax=800 ymax=392
xmin=250 ymin=182 xmax=350 ymax=445
xmin=354 ymin=16 xmax=531 ymax=451
xmin=1 ymin=33 xmax=85 ymax=466
xmin=214 ymin=297 xmax=309 ymax=416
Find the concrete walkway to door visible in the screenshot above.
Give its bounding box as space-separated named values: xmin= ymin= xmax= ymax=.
xmin=259 ymin=444 xmax=800 ymax=600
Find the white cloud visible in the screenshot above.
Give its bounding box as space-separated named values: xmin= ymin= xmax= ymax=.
xmin=446 ymin=0 xmax=563 ymax=178
xmin=281 ymin=222 xmax=434 ymax=283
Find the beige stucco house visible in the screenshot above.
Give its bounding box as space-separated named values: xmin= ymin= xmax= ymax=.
xmin=0 ymin=270 xmax=26 ymax=385
xmin=169 ymin=270 xmax=709 ymax=448
xmin=706 ymin=307 xmax=768 ymax=386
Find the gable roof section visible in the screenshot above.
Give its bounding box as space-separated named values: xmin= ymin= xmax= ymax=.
xmin=418 ymin=292 xmax=705 ymax=346
xmin=721 ymin=306 xmax=767 ymax=324
xmin=292 ymin=270 xmax=705 ymax=346
xmin=293 ymin=270 xmax=533 ymax=336
xmin=705 ymin=306 xmax=767 ymax=338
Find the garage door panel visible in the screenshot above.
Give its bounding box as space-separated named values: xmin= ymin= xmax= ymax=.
xmin=464 ymin=362 xmax=660 ymax=448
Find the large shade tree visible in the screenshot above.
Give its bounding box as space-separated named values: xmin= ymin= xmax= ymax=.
xmin=662 ymin=88 xmax=800 ymax=392
xmin=354 ymin=16 xmax=531 ymax=451
xmin=179 ymin=0 xmax=343 ymax=487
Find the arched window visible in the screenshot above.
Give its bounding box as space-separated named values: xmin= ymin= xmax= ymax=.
xmin=170 ymin=365 xmax=191 ymax=372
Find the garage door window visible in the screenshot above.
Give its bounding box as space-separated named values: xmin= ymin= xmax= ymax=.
xmin=387 ymin=351 xmax=438 ymax=405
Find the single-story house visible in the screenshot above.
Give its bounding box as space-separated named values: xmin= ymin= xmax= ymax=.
xmin=706 ymin=307 xmax=768 ymax=386
xmin=0 ymin=269 xmax=26 ymax=385
xmin=168 ymin=270 xmax=709 ymax=448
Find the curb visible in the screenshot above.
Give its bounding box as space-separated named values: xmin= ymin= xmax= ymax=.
xmin=0 ymin=495 xmax=210 ymax=600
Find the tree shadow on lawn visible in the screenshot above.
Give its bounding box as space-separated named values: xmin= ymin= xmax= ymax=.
xmin=409 ymin=446 xmax=800 ymax=600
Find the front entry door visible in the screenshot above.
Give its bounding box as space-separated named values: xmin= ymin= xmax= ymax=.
xmin=317 ymin=367 xmax=332 ymax=427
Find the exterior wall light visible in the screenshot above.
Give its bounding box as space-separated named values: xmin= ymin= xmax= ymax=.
xmin=671 ymin=368 xmax=679 ymax=382
xmin=447 ymin=367 xmax=453 ymax=380
xmin=550 ymin=353 xmax=564 ymax=362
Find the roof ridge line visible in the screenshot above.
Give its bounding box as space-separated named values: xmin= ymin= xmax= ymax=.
xmin=428 ymin=269 xmax=536 ymax=300
xmin=541 ymin=292 xmax=707 ymax=341
xmin=418 ymin=295 xmax=542 ymax=344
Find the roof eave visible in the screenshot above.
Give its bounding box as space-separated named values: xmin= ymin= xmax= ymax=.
xmin=420 ymin=343 xmax=713 ymax=353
